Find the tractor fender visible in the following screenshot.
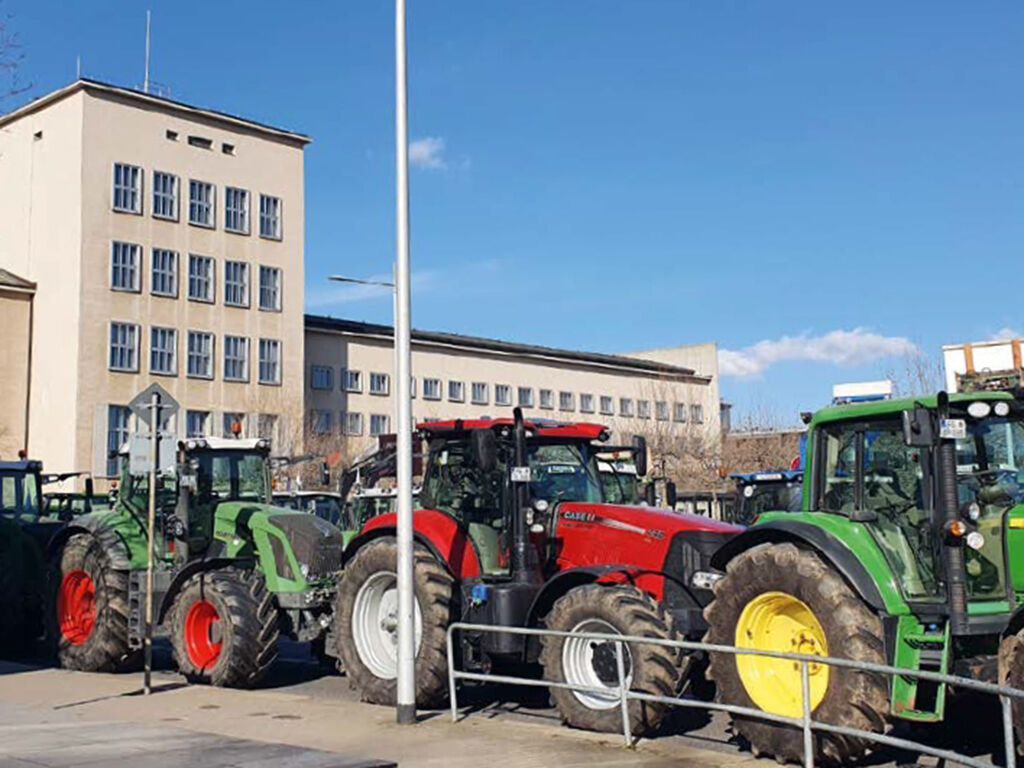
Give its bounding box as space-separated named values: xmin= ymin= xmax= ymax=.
xmin=1003 ymin=604 xmax=1024 ymax=639
xmin=156 ymin=557 xmax=239 ymax=624
xmin=709 ymin=521 xmax=893 ymax=615
xmin=45 ymin=519 xmax=132 ymax=570
xmin=346 ymin=510 xmax=482 ymax=579
xmin=526 ymin=565 xmax=668 ymax=626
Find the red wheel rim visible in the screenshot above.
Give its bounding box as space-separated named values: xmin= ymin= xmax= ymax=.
xmin=58 ymin=569 xmax=97 ymax=646
xmin=184 ymin=599 xmax=222 ymax=669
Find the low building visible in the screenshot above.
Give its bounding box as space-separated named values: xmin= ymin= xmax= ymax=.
xmin=0 ymin=79 xmax=309 ymax=482
xmin=0 ymin=269 xmax=35 ymax=458
xmin=304 ymin=316 xmax=718 ymax=462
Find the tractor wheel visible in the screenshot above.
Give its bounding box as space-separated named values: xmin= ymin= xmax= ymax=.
xmin=335 ymin=538 xmax=454 ymax=707
xmin=999 ymin=627 xmax=1024 ymax=752
xmin=539 ymin=584 xmax=684 ymax=736
xmin=170 ymin=569 xmax=279 ymax=688
xmin=704 ymin=543 xmax=888 ymax=764
xmin=52 ymin=533 xmax=135 ymax=672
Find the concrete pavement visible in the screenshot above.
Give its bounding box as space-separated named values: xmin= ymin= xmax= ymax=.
xmin=0 ymin=661 xmax=758 ymax=768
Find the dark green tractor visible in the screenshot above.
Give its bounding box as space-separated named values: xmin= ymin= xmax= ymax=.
xmin=705 ymin=391 xmax=1024 ymax=763
xmin=49 ymin=437 xmax=346 ymax=687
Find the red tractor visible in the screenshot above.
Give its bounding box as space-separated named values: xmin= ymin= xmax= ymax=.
xmin=334 ymin=409 xmax=740 ymax=735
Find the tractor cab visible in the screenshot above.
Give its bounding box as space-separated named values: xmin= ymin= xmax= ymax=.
xmin=0 ymin=460 xmax=43 ymax=521
xmin=596 ymin=452 xmax=641 ymax=504
xmin=730 ymin=470 xmax=803 ymax=525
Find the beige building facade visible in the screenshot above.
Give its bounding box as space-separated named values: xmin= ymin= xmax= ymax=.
xmin=0 ymin=269 xmax=35 ymax=458
xmin=0 ymin=80 xmax=309 ymax=483
xmin=304 ymin=316 xmax=717 ymax=459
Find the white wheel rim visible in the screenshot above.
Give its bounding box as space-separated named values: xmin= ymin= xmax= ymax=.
xmin=351 ymin=570 xmax=423 ymax=680
xmin=561 ymin=618 xmax=632 ymax=711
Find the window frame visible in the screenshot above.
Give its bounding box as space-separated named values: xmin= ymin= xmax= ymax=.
xmin=449 ymin=380 xmax=466 ymax=403
xmin=580 ymin=393 xmax=595 ymax=414
xmin=518 ymin=387 xmax=534 ymax=408
xmin=599 ymin=396 xmax=614 ymax=416
xmin=258 ymin=265 xmax=282 ymax=312
xmin=106 ymin=405 xmax=131 ymax=477
xmin=112 ymin=163 xmax=142 ymax=214
xmin=150 ymin=248 xmax=178 ymax=298
xmin=259 ymin=194 xmax=283 ymax=240
xmin=620 ymin=398 xmax=635 ymax=418
xmin=108 ymin=321 xmax=140 ymax=373
xmin=370 ymin=372 xmax=391 ymax=396
xmin=152 ymin=170 xmax=179 ymax=221
xmin=311 ymin=409 xmax=333 ymax=436
xmin=185 ymin=410 xmax=209 ymax=438
xmin=311 ymin=365 xmax=334 ymax=390
xmin=186 ymin=330 xmax=215 ymax=380
xmin=258 ymin=338 xmax=281 ymax=386
xmin=674 ymin=403 xmax=687 ymax=423
xmin=187 ymin=254 xmax=215 ymax=304
xmin=344 ymin=369 xmax=363 ymax=393
xmin=224 ymin=260 xmax=251 ymax=308
xmin=110 ymin=241 xmax=141 ymax=293
xmin=223 ymin=335 xmax=250 ymax=382
xmin=423 ymin=377 xmax=441 ymax=400
xmin=370 ymin=413 xmax=391 ymax=436
xmin=343 ymin=411 xmax=364 ymax=436
xmin=224 ymin=186 xmax=251 ymax=234
xmin=188 ymin=179 xmax=216 ymax=228
xmin=495 ymin=384 xmax=512 ymax=407
xmin=149 ymin=326 xmax=178 ymax=376
xmin=559 ymin=391 xmax=575 ymax=412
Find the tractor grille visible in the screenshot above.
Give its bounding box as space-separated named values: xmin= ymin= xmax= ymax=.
xmin=269 ymin=513 xmax=345 ymax=582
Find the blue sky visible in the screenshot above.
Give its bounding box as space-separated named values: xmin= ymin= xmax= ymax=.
xmin=4 ymin=1 xmax=1022 ymax=423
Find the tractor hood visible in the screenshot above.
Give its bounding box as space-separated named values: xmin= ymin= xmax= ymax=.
xmin=213 ymin=501 xmax=345 ymax=587
xmin=557 ymin=501 xmax=741 ymax=538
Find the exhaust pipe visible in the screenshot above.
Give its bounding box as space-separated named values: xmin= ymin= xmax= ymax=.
xmin=511 ymin=408 xmax=541 ymax=584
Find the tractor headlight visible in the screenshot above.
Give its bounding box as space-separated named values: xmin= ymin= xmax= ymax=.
xmin=966 ymin=531 xmax=985 ymax=551
xmin=300 ymin=562 xmax=310 ymax=579
xmin=995 ymin=402 xmax=1011 ymax=417
xmin=963 ymin=502 xmax=981 ymax=522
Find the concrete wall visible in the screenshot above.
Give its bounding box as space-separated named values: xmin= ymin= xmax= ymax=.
xmin=0 ymin=288 xmax=33 ymax=458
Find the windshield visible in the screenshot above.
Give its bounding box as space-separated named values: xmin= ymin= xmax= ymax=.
xmin=0 ymin=471 xmax=40 ymax=518
xmin=955 ymin=415 xmax=1024 ymax=599
xmin=529 ymin=443 xmax=604 ymax=504
xmin=196 ymin=451 xmax=269 ymax=502
xmin=737 ymin=481 xmax=802 ymax=524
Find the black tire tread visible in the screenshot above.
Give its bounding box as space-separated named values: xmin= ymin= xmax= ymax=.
xmin=704 ymin=542 xmax=889 ymax=765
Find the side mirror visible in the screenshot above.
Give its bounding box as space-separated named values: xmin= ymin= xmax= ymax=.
xmin=902 ymin=407 xmax=935 ymax=447
xmin=320 ymin=461 xmax=331 ymax=486
xmin=665 ymin=480 xmax=678 ymax=509
xmin=632 ymin=435 xmax=648 ymax=477
xmin=472 ymin=429 xmax=498 ymax=473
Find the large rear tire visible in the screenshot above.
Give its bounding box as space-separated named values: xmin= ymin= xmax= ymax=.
xmin=52 ymin=533 xmax=135 ymax=672
xmin=335 ymin=538 xmax=454 ymax=707
xmin=170 ymin=569 xmax=279 ymax=688
xmin=1000 ymin=628 xmax=1024 ymax=752
xmin=540 ymin=584 xmax=684 ymax=736
xmin=704 ymin=543 xmax=888 ymax=764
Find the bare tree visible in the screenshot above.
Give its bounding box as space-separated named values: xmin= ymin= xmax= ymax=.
xmin=884 ymin=348 xmax=944 ymax=398
xmin=0 ymin=4 xmax=29 ymax=108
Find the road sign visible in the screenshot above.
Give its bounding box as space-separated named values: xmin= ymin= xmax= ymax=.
xmin=129 ymin=383 xmax=179 ymax=429
xmin=128 ymin=433 xmax=176 ymax=474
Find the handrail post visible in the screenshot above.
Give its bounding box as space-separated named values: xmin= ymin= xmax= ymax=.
xmin=1002 ymin=694 xmax=1016 ymax=768
xmin=801 ymin=660 xmax=814 ymax=768
xmin=447 ymin=626 xmax=458 ymax=723
xmin=615 ymin=640 xmax=632 ymax=747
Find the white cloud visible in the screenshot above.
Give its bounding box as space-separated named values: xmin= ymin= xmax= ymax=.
xmin=409 ymin=137 xmax=446 ymax=170
xmin=990 ymin=327 xmax=1021 ymax=341
xmin=720 ymin=328 xmax=918 ymax=378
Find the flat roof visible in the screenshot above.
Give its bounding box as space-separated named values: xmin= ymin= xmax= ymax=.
xmin=305 ymin=314 xmax=710 ymax=383
xmin=0 ymin=79 xmax=311 ymax=146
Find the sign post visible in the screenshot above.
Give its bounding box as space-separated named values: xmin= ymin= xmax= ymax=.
xmin=128 ymin=383 xmax=179 ymax=695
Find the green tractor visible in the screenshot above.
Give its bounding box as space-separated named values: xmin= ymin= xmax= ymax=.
xmin=705 ymin=391 xmax=1024 ymax=763
xmin=49 ymin=436 xmax=346 ymax=686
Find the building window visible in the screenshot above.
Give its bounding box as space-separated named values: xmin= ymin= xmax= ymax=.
xmin=108 ymin=322 xmax=139 ymax=372
xmin=223 ymin=335 xmax=249 ymax=382
xmin=152 ymin=171 xmax=178 ymax=220
xmin=186 ymin=410 xmax=209 ymax=438
xmin=150 ymin=327 xmax=177 ymax=375
xmin=311 ymin=365 xmax=333 ymax=390
xmin=449 ymin=381 xmax=465 ymax=402
xmin=518 ymin=387 xmax=534 ymax=408
xmin=106 ymin=405 xmax=130 ymax=477
xmin=559 ymin=391 xmax=575 ymax=412
xmin=370 ymin=372 xmax=390 ymax=395
xmin=495 ymin=384 xmax=512 ymax=406
xmin=111 ymin=241 xmax=140 ymax=292
xmin=343 ymin=412 xmax=363 ymax=436
xmin=423 ymin=378 xmax=441 ymax=400
xmin=224 ymin=261 xmax=250 ymax=307
xmin=112 ymin=163 xmax=141 ymax=213
xmin=580 ymin=394 xmax=594 ymax=413
xmin=656 ymin=401 xmax=669 ymax=421
xmin=186 ymin=331 xmax=214 ymax=379
xmin=188 ymin=254 xmax=214 ymax=302
xmin=222 ymin=413 xmax=246 ymax=437
xmin=188 ymin=179 xmax=215 ymax=227
xmin=225 ymin=187 xmax=250 ymax=233
xmin=309 ymin=411 xmax=331 ymax=435
xmin=538 ymin=389 xmax=554 ymax=409
xmin=344 ymin=369 xmax=363 ymax=392
xmin=258 ymin=338 xmax=281 ymax=385
xmin=599 ymin=396 xmax=614 ymax=415
xmin=690 ymin=404 xmax=704 ymax=423
xmin=370 ymin=414 xmax=390 ymax=436
xmin=257 ymin=414 xmax=277 ymax=441
xmin=467 ymin=382 xmax=487 ymax=405
xmin=259 ymin=194 xmax=282 ymax=239
xmin=638 ymin=400 xmax=651 ymax=419
xmin=259 ymin=266 xmax=281 ymax=311
xmin=620 ymin=398 xmax=634 ymax=418
xmin=151 ymin=248 xmax=177 ymax=297
xmin=674 ymin=403 xmax=687 ymax=422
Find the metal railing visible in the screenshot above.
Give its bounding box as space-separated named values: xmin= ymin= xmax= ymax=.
xmin=445 ymin=622 xmax=1024 ymax=768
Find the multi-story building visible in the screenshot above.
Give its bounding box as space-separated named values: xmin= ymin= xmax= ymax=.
xmin=0 ymin=268 xmax=35 ymax=458
xmin=304 ymin=316 xmax=718 ymax=459
xmin=0 ymin=79 xmax=309 ymax=482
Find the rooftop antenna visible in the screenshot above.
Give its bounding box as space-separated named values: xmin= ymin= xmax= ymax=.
xmin=76 ymin=54 xmax=81 ymax=79
xmin=143 ymin=10 xmax=151 ymax=94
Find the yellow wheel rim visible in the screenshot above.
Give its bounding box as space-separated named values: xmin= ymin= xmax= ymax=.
xmin=735 ymin=591 xmax=829 ymax=718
